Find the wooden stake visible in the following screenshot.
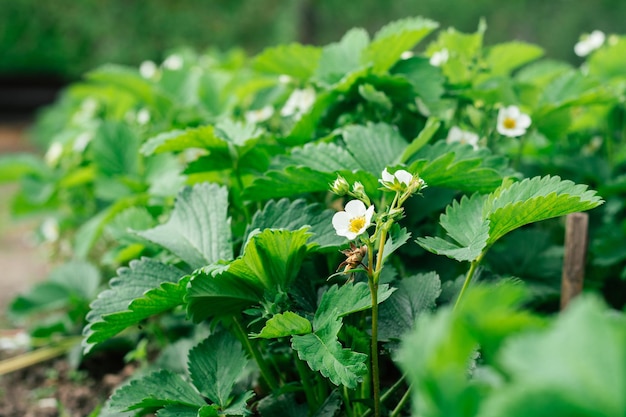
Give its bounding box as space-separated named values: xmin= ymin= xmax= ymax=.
xmin=560 ymin=212 xmax=589 ymax=310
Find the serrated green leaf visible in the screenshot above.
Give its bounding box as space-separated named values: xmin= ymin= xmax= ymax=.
xmin=485 ymin=176 xmax=603 ymax=244
xmin=141 ymin=125 xmax=224 ymax=155
xmin=391 ymin=58 xmax=445 ymax=104
xmin=188 ymin=332 xmax=249 ymax=408
xmin=255 ymin=311 xmax=312 ymax=338
xmin=485 ymin=41 xmax=544 ymax=76
xmin=91 ymin=122 xmax=140 ymax=177
xmin=409 ymin=141 xmax=511 ymax=193
xmin=358 ymin=84 xmax=392 ymax=111
xmin=381 ymin=225 xmax=412 ymax=262
xmin=83 ymin=258 xmax=186 ymax=353
xmin=214 ymin=118 xmax=263 ymax=147
xmin=245 ymin=199 xmax=345 ymax=250
xmin=378 ymin=272 xmax=441 ymax=341
xmin=137 ymin=183 xmax=232 ymax=269
xmin=273 ymin=142 xmax=362 ymax=173
xmin=342 ymin=123 xmax=408 ymax=176
xmin=157 ymin=405 xmax=215 ymax=417
xmin=315 ymin=283 xmax=395 ymax=329
xmin=252 ymin=43 xmax=322 ymax=80
xmin=292 ymin=316 xmax=368 ymax=388
xmin=186 ymin=229 xmax=310 ymax=322
xmin=244 ymin=166 xmax=336 ymax=201
xmin=315 ymin=28 xmax=369 ymax=86
xmin=363 ymin=17 xmax=439 ymax=73
xmin=108 ymin=369 xmax=205 ymax=412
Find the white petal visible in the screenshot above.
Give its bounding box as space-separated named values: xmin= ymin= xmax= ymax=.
xmin=394 ymin=170 xmax=413 ymax=186
xmin=332 ymin=211 xmax=351 ymax=235
xmin=344 ymin=199 xmax=367 ymax=217
xmin=364 ymin=205 xmax=375 ymax=224
xmin=517 ymin=113 xmax=532 ymax=129
xmin=381 ymin=168 xmax=394 ymax=183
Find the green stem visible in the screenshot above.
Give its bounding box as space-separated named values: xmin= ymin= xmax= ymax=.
xmin=454 ymin=256 xmax=481 ymax=311
xmin=0 ymin=336 xmax=81 ymax=375
xmin=368 ymin=278 xmax=381 ymax=417
xmin=389 ymin=385 xmax=412 ymax=417
xmin=361 ymin=374 xmax=407 ymax=417
xmin=294 ymin=353 xmax=319 ymax=410
xmin=343 ymin=385 xmax=355 ymax=417
xmin=232 ymin=317 xmax=279 ymax=391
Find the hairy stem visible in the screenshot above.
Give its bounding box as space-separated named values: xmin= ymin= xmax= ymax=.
xmin=294 ymin=352 xmax=319 ymax=410
xmin=232 ymin=317 xmax=279 ymax=391
xmin=389 ymin=385 xmax=412 ymax=417
xmin=454 ymin=256 xmax=482 ymax=311
xmin=369 ymin=278 xmax=381 ymax=417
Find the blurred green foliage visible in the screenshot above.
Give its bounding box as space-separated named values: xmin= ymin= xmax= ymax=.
xmin=2 ymin=0 xmax=626 ymax=79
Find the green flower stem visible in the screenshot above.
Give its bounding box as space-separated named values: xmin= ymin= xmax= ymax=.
xmin=454 ymin=255 xmax=482 ymax=311
xmin=294 ymin=352 xmax=319 ymax=410
xmin=0 ymin=336 xmax=81 ymax=375
xmin=368 ymin=277 xmax=381 ymax=417
xmin=232 ymin=317 xmax=279 ymax=392
xmin=361 ymin=374 xmax=407 ymax=417
xmin=343 ymin=385 xmax=355 ymax=417
xmin=389 ymin=385 xmax=412 ymax=417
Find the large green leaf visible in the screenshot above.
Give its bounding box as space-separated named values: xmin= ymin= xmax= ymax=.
xmin=245 ymin=199 xmax=345 ymax=250
xmin=342 ymin=123 xmax=408 ymax=176
xmin=363 ymin=17 xmax=439 ymax=73
xmin=478 ymin=296 xmax=626 ymax=417
xmin=291 ymin=316 xmax=368 ymax=388
xmin=0 ymin=153 xmax=50 ymax=183
xmin=188 ymin=332 xmax=249 ymax=408
xmin=243 ymin=166 xmax=336 ymax=201
xmin=137 ymin=183 xmax=232 ymax=269
xmin=484 ymin=41 xmax=544 ymax=76
xmin=255 ymin=311 xmax=313 ymax=339
xmin=272 ymin=142 xmax=361 ymax=173
xmin=484 ymin=176 xmax=603 ymax=244
xmin=378 ymin=272 xmax=442 ymax=341
xmin=141 ymin=125 xmax=223 ymax=155
xmin=186 ymin=229 xmax=311 ymax=322
xmin=91 ymin=121 xmax=140 ymax=177
xmin=107 ymin=369 xmax=205 ymax=412
xmin=314 ymin=28 xmax=370 ymax=86
xmin=252 ymin=43 xmax=322 ymax=80
xmin=83 ymin=258 xmax=187 ymax=353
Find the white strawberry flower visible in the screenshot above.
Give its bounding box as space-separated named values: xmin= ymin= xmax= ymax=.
xmin=280 ymin=87 xmax=316 ymax=120
xmin=497 ymin=105 xmax=532 ymax=137
xmin=139 ymin=60 xmax=157 ymax=79
xmin=429 ymin=48 xmax=449 ymax=67
xmin=245 ymin=105 xmax=274 ymax=124
xmin=574 ymin=30 xmax=605 ymax=57
xmin=446 ymin=126 xmax=479 ymax=150
xmin=163 ymin=54 xmax=183 ymax=70
xmin=332 ymin=200 xmax=375 ymax=240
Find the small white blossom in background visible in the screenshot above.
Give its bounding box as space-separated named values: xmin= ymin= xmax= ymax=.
xmin=379 ymin=168 xmax=426 ymax=195
xmin=574 ymin=30 xmax=605 ymax=57
xmin=163 ymin=54 xmax=183 ymax=70
xmin=446 ymin=126 xmax=480 ymax=150
xmin=40 ymin=217 xmax=59 ymax=243
xmin=137 ymin=108 xmax=151 ymax=125
xmin=45 ymin=142 xmax=64 ymax=166
xmin=139 ymin=60 xmax=158 ymax=78
xmin=245 ymin=105 xmax=274 ymax=124
xmin=0 ymin=330 xmax=30 ymax=352
xmin=429 ymin=48 xmax=449 ymax=67
xmin=401 ymin=51 xmax=415 ymax=60
xmin=72 ymin=131 xmax=93 ymax=153
xmin=71 ymin=98 xmax=99 ymax=124
xmin=278 ymin=74 xmax=292 ymax=84
xmin=280 ymin=87 xmax=316 ymax=120
xmin=332 ymin=200 xmax=375 ymax=240
xmin=497 ymin=105 xmax=532 ymax=137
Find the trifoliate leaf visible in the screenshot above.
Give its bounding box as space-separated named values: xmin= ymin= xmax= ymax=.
xmin=485 ymin=175 xmax=603 ymax=244
xmin=137 ymin=183 xmax=232 ymax=269
xmin=252 ymin=43 xmax=322 ymax=80
xmin=91 ymin=122 xmax=140 ymax=177
xmin=186 ymin=229 xmax=311 ymax=322
xmin=314 ymin=28 xmax=370 ymax=86
xmin=245 ymin=199 xmax=345 ymax=250
xmin=188 ymin=332 xmax=249 ymax=408
xmin=416 ymin=194 xmax=490 ymax=262
xmin=408 ymin=141 xmax=511 ymax=193
xmin=378 ymin=272 xmax=441 ymax=341
xmin=83 ymin=258 xmax=187 ymax=353
xmin=342 ymin=123 xmax=408 ymax=176
xmin=255 ymin=311 xmax=312 ymax=339
xmin=291 ymin=316 xmax=368 ymax=388
xmin=363 ymin=17 xmax=439 ymax=73
xmin=107 ymin=369 xmax=205 ymax=412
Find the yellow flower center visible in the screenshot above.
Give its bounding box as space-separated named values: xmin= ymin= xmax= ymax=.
xmin=503 ymin=117 xmax=517 ymax=129
xmin=349 ymin=216 xmax=366 ymax=234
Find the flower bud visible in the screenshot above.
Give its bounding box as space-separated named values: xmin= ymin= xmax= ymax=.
xmin=330 ymin=176 xmax=350 ymax=196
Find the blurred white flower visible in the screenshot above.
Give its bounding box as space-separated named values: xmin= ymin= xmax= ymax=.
xmin=137 ymin=108 xmax=151 ymax=125
xmin=245 ymin=105 xmax=274 ymax=124
xmin=446 ymin=126 xmax=479 ymax=150
xmin=280 ymin=87 xmax=316 ymax=119
xmin=332 ymin=200 xmax=375 ymax=240
xmin=497 ymin=105 xmax=532 ymax=137
xmin=574 ymin=30 xmax=605 ymax=57
xmin=41 ymin=217 xmax=59 ymax=243
xmin=429 ymin=48 xmax=449 ymax=66
xmin=72 ymin=131 xmax=93 ymax=153
xmin=163 ymin=54 xmax=183 ymax=70
xmin=139 ymin=60 xmax=157 ymax=78
xmin=45 ymin=142 xmax=63 ymax=166
xmin=401 ymin=51 xmax=415 ymax=60
xmin=0 ymin=330 xmax=30 ymax=351
xmin=278 ymin=74 xmax=292 ymax=84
